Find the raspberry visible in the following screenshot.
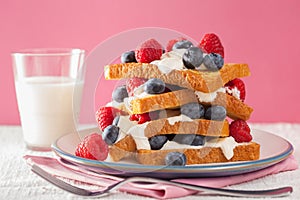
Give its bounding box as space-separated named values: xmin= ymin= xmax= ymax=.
xmin=95 ymin=106 xmax=123 ymax=131
xmin=225 ymin=78 xmax=246 ymax=101
xmin=198 ymin=33 xmax=224 ymax=58
xmin=126 ymin=77 xmax=147 ymax=96
xmin=135 ymin=38 xmax=163 ymax=63
xmin=229 ymin=120 xmax=252 ymax=143
xmin=75 ymin=133 xmax=109 ymax=161
xmin=130 ymin=111 xmax=159 ymax=124
xmin=166 ymin=37 xmax=186 ymax=52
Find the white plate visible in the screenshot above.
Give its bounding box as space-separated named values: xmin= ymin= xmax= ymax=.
xmin=52 ymin=128 xmax=293 ymax=179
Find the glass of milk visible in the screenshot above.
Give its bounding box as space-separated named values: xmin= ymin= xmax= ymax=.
xmin=12 ymin=48 xmax=85 ymax=151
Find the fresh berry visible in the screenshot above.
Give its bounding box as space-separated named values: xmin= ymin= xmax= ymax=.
xmin=204 ymin=105 xmax=227 ymax=121
xmin=149 ymin=135 xmax=168 ymax=150
xmin=126 ymin=77 xmax=147 ymax=96
xmin=129 ymin=114 xmax=139 ymax=121
xmin=75 ymin=133 xmax=108 ymax=161
xmin=229 ymin=120 xmax=252 ymax=143
xmin=166 ymin=37 xmax=186 ymax=52
xmin=180 ymin=102 xmax=205 ymax=119
xmin=135 ymin=38 xmax=163 ymax=63
xmin=144 ymin=78 xmax=165 ymax=94
xmin=165 ymin=152 xmax=187 ymax=166
xmin=203 ymin=53 xmax=224 ymax=71
xmin=121 ymin=50 xmax=137 ymax=63
xmin=130 ymin=111 xmax=159 ymax=124
xmin=225 ymin=78 xmax=246 ymax=101
xmin=95 ymin=106 xmax=123 ymax=131
xmin=198 ymin=33 xmax=224 ymax=58
xmin=172 ymin=134 xmax=205 ymax=146
xmin=102 ymin=125 xmax=120 ymax=145
xmin=182 ymin=47 xmax=204 ymax=69
xmin=112 ymin=85 xmax=128 ymax=103
xmin=172 ymin=40 xmax=193 ymax=50
xmin=191 ymin=135 xmax=206 ymax=146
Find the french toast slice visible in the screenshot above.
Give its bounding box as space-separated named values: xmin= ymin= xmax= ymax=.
xmin=105 ymin=63 xmax=250 ymax=93
xmin=133 ymin=118 xmax=230 ymax=138
xmin=128 ymin=89 xmax=253 ymax=121
xmin=136 ymin=142 xmax=260 ymax=165
xmin=108 ymin=135 xmax=136 ymax=162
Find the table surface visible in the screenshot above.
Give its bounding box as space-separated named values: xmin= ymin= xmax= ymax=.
xmin=0 ymin=123 xmax=299 ymax=200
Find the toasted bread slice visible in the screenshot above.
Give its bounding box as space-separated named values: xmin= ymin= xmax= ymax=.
xmin=109 ymin=135 xmax=136 ymax=162
xmin=211 ymin=92 xmax=253 ymax=120
xmin=130 ymin=118 xmax=229 ymax=138
xmin=128 ymin=89 xmax=253 ymax=121
xmin=136 ymin=142 xmax=260 ymax=165
xmin=105 ymin=63 xmax=250 ymax=93
xmin=129 ymin=89 xmax=198 ymax=114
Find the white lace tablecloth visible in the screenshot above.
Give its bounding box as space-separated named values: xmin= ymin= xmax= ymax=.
xmin=0 ymin=124 xmax=299 ymax=200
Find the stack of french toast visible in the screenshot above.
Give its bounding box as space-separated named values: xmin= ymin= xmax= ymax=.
xmin=77 ymin=33 xmax=260 ymax=166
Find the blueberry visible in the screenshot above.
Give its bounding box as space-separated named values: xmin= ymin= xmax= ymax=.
xmin=203 ymin=53 xmax=224 ymax=71
xmin=149 ymin=135 xmax=168 ymax=150
xmin=121 ymin=51 xmax=137 ymax=63
xmin=144 ymin=78 xmax=165 ymax=94
xmin=191 ymin=135 xmax=206 ymax=146
xmin=172 ymin=40 xmax=193 ymax=50
xmin=165 ymin=152 xmax=187 ymax=166
xmin=172 ymin=134 xmax=205 ymax=146
xmin=205 ymin=106 xmax=227 ymax=121
xmin=102 ymin=125 xmax=120 ymax=145
xmin=166 ymin=134 xmax=175 ymax=141
xmin=172 ymin=134 xmax=195 ymax=145
xmin=182 ymin=47 xmax=204 ymax=69
xmin=180 ymin=103 xmax=205 ymax=119
xmin=112 ymin=85 xmax=128 ymax=103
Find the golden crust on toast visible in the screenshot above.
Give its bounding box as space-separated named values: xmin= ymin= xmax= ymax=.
xmin=104 ymin=63 xmax=250 ymax=93
xmin=132 ymin=118 xmax=229 ymax=138
xmin=212 ymin=92 xmax=253 ymax=121
xmin=130 ymin=89 xmax=198 ymax=114
xmin=136 ymin=142 xmax=260 ymax=165
xmin=129 ymin=89 xmax=253 ymax=120
xmin=109 ymin=135 xmax=136 ymax=162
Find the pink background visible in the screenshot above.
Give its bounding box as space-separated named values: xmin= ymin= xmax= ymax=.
xmin=1 ymin=0 xmax=300 ymax=124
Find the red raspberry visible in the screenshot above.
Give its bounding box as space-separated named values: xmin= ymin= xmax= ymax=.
xmin=198 ymin=33 xmax=224 ymax=58
xmin=126 ymin=77 xmax=147 ymax=96
xmin=225 ymin=78 xmax=246 ymax=101
xmin=95 ymin=106 xmax=123 ymax=131
xmin=229 ymin=120 xmax=252 ymax=143
xmin=166 ymin=37 xmax=186 ymax=52
xmin=130 ymin=112 xmax=159 ymax=124
xmin=135 ymin=38 xmax=163 ymax=63
xmin=75 ymin=133 xmax=109 ymax=161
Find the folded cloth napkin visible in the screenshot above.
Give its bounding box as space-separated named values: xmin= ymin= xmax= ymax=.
xmin=24 ymin=155 xmax=298 ymax=199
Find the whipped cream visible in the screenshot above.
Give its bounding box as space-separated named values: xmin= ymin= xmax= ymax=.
xmin=194 ymin=88 xmax=226 ymax=103
xmin=106 ymin=100 xmax=124 ymax=109
xmin=127 ymin=122 xmax=150 ymax=150
xmin=225 ymin=86 xmax=240 ymax=99
xmin=152 ymin=136 xmax=241 ymax=160
xmin=194 ymin=86 xmax=241 ymax=103
xmin=151 ymin=49 xmax=187 ymax=74
xmin=115 ymin=115 xmax=138 ymax=143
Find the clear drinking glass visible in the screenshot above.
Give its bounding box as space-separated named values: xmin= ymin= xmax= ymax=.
xmin=12 ymin=48 xmax=85 ymax=151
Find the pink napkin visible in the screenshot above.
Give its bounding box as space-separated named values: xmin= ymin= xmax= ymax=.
xmin=24 ymin=155 xmax=298 ymax=199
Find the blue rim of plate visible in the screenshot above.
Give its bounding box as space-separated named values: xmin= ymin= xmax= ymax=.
xmin=51 ymin=129 xmax=294 ymax=177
